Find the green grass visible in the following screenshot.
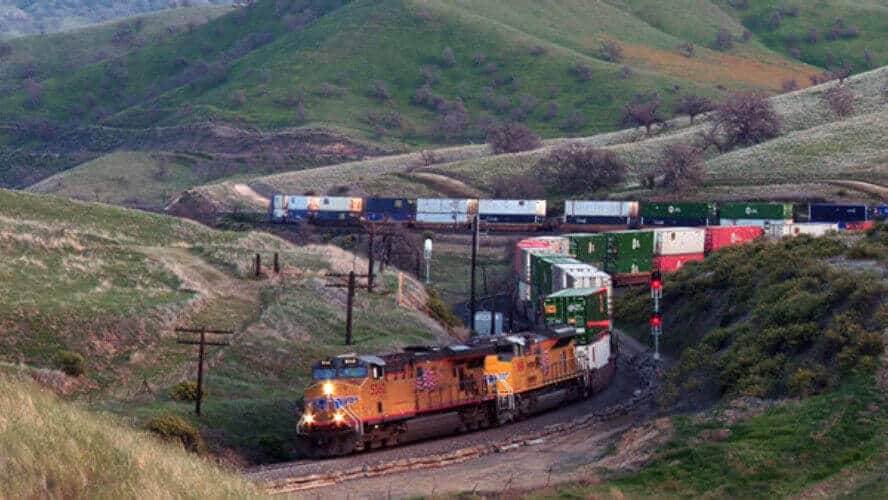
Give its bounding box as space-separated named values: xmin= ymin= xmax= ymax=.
xmin=0 ymin=188 xmax=444 ymax=461
xmin=0 ymin=371 xmax=259 ymax=499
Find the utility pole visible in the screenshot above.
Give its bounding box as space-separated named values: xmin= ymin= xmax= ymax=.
xmin=469 ymin=214 xmax=479 ymax=333
xmin=650 ymin=270 xmax=662 ymax=361
xmin=325 ymin=271 xmax=371 ymax=345
xmin=367 ymin=225 xmax=375 ymax=291
xmin=176 ymin=327 xmax=234 ymax=416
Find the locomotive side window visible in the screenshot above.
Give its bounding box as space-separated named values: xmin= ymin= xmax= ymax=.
xmin=377 ymin=402 xmax=383 ymax=414
xmin=371 ymin=365 xmax=384 ymax=379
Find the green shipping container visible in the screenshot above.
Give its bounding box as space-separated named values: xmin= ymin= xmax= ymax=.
xmin=640 ymin=202 xmax=718 ymax=219
xmin=719 ymin=202 xmax=792 ymax=220
xmin=543 ymin=288 xmax=610 ymax=343
xmin=531 ymin=255 xmax=578 ymax=304
xmin=604 ymin=230 xmax=654 ymax=274
xmin=566 ymin=233 xmax=606 ymax=267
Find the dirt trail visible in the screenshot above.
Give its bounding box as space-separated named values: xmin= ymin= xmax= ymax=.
xmin=826 ymin=179 xmax=888 ymax=201
xmin=408 ymin=172 xmax=484 ymax=198
xmin=234 ymin=183 xmax=270 ymax=207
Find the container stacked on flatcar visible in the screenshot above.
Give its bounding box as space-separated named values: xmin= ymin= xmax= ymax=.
xmin=364 ymin=198 xmax=416 ymax=223
xmin=478 ymin=199 xmax=546 ymax=230
xmin=719 ymin=202 xmax=792 ymax=227
xmin=270 ymin=195 xmax=288 ymax=222
xmin=543 ymin=288 xmax=612 ymax=389
xmin=565 ymin=233 xmax=607 ymax=269
xmin=603 ymin=230 xmax=654 ymax=284
xmin=652 ymin=227 xmax=705 ymax=273
xmin=640 ymin=202 xmax=718 ymax=227
xmin=415 ymin=198 xmax=478 ymax=228
xmin=704 ymin=225 xmax=763 ymax=253
xmin=515 ymin=237 xmax=569 ymax=302
xmin=562 ymin=201 xmax=638 ymax=231
xmin=768 ymin=222 xmax=840 ymax=239
xmin=309 ymin=196 xmax=364 ymax=225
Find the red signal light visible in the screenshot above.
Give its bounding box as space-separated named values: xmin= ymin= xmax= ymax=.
xmin=651 ymin=279 xmax=662 ymax=290
xmin=650 ymin=315 xmax=662 ymax=327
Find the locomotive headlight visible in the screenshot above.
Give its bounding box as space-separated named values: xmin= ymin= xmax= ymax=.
xmin=323 ymin=382 xmax=334 ymax=396
xmin=333 ymin=412 xmax=345 ymax=424
xmin=302 ymin=413 xmax=315 ymax=425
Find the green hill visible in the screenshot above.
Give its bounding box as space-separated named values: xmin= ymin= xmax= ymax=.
xmin=0 ymin=188 xmax=445 ymax=461
xmin=2 ymin=0 xmax=830 ymax=194
xmin=0 ymin=371 xmax=258 ymax=498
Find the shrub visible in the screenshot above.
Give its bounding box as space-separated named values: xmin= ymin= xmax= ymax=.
xmin=560 ymin=110 xmax=586 ymax=132
xmin=675 ymin=94 xmax=713 ymax=124
xmin=570 ymin=62 xmax=593 ymax=81
xmin=472 ymin=51 xmax=486 ymax=65
xmin=619 ymin=65 xmax=633 ymax=80
xmin=782 ymin=79 xmax=799 ymax=92
xmin=678 ymin=41 xmax=695 ymax=58
xmin=368 ymin=80 xmax=391 ymax=100
xmin=703 ymin=92 xmax=781 ymax=151
xmin=486 ymin=122 xmax=541 ymax=154
xmin=145 ymin=414 xmax=206 ymax=454
xmin=55 ymin=351 xmax=85 ymax=377
xmin=426 ymin=287 xmax=461 ymax=328
xmin=821 ymin=83 xmax=854 ymax=117
xmin=529 ymin=45 xmax=546 ymax=56
xmin=169 ymin=381 xmax=202 ymax=401
xmin=714 ymin=27 xmax=734 ymax=50
xmin=621 ymin=93 xmax=664 ymax=135
xmin=535 ymin=144 xmax=627 ymax=194
xmin=490 ymin=173 xmax=546 ymax=198
xmin=599 ymin=40 xmax=623 ymax=63
xmin=441 ymin=46 xmax=456 ymax=66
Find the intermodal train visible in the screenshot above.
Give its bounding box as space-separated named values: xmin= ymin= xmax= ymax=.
xmin=269 ymin=196 xmax=884 ymax=231
xmin=298 ymin=321 xmax=614 ymax=456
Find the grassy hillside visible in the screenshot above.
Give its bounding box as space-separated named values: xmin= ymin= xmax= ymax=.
xmin=186 ymin=65 xmax=888 ymax=212
xmin=0 ymin=188 xmax=445 ymax=461
xmin=0 ymin=1 xmax=233 ymax=39
xmin=0 ymin=371 xmax=258 ymax=498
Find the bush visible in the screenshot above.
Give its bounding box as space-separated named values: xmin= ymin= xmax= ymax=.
xmin=535 ymin=144 xmax=627 ymax=194
xmin=654 ymin=144 xmax=706 ymax=193
xmin=170 ymin=381 xmax=203 ymax=402
xmin=703 ymin=92 xmax=781 ymax=151
xmin=570 ymin=62 xmax=593 ymax=81
xmin=821 ymin=83 xmax=854 ymax=117
xmin=599 ymin=40 xmax=623 ymax=62
xmin=426 ymin=287 xmax=461 ymax=328
xmin=486 ymin=122 xmax=541 ymax=154
xmin=145 ymin=414 xmax=206 ymax=454
xmin=55 ymin=351 xmax=85 ymax=377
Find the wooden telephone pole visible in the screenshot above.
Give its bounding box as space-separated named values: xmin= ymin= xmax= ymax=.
xmin=175 ymin=327 xmax=234 ymax=416
xmin=325 ymin=272 xmax=372 ymax=345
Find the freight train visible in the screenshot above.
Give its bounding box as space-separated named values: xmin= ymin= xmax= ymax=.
xmin=298 ymin=323 xmax=615 ymax=456
xmin=269 ymin=196 xmax=884 ymax=232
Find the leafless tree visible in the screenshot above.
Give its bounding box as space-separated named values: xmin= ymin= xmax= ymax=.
xmin=655 ymin=144 xmax=707 ymax=193
xmin=441 ymin=46 xmax=456 ymax=66
xmin=806 ymin=28 xmax=820 ymax=44
xmin=863 ymin=48 xmax=874 ymax=68
xmin=714 ymin=27 xmax=734 ymax=50
xmin=535 ymin=144 xmax=627 ymax=194
xmin=621 ymin=94 xmax=664 ymax=135
xmin=675 ymin=94 xmax=713 ymax=124
xmin=702 ymin=92 xmax=781 ymax=151
xmin=782 ymin=79 xmax=799 ymax=92
xmin=23 ymin=78 xmax=42 ymax=108
xmin=473 ymin=52 xmax=486 ymax=65
xmin=570 ymin=62 xmax=593 ymax=82
xmin=821 ymin=83 xmax=854 ymax=117
xmin=486 ymin=122 xmax=542 ymax=154
xmin=620 ymin=65 xmax=633 ymax=80
xmin=368 ymin=80 xmax=391 ymax=101
xmin=600 ymin=40 xmax=624 ymax=63
xmin=437 ymin=100 xmax=471 ymax=140
xmin=420 ymin=65 xmax=441 ymax=85
xmin=543 ymin=101 xmax=560 ymax=121
xmin=560 ymin=110 xmax=586 ymax=132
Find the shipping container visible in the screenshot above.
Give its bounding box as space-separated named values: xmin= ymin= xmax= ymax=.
xmin=769 ymin=222 xmax=839 ymax=239
xmin=653 ymin=253 xmax=704 ymax=273
xmin=272 ymin=195 xmax=287 ymax=210
xmin=271 ymin=208 xmax=287 ymax=222
xmin=640 ymin=202 xmax=717 ymax=221
xmin=565 ymin=233 xmax=607 ymax=267
xmin=416 ymin=198 xmax=478 ymax=214
xmin=286 ymin=196 xmax=312 ymax=211
xmin=720 ymin=218 xmax=786 ymax=228
xmin=809 ymin=204 xmax=868 ymax=223
xmin=843 ymin=221 xmax=876 ymax=232
xmin=543 ymin=288 xmax=610 ymax=337
xmin=313 ymin=211 xmax=360 ymax=223
xmin=551 ymin=263 xmax=612 ymax=313
xmin=516 ymin=237 xmax=569 ymax=281
xmin=478 ymin=199 xmax=546 ymax=216
xmin=719 ymin=202 xmax=792 ymax=220
xmin=416 ymin=212 xmax=471 ymax=224
xmin=564 ymin=200 xmax=638 ymax=218
xmin=364 ymin=198 xmax=416 ymax=221
xmin=872 ymin=205 xmax=888 ymax=217
xmin=315 ymin=196 xmax=363 ymax=213
xmin=604 ymin=231 xmax=654 ymax=275
xmin=704 ymin=226 xmax=763 ymax=252
xmin=564 ymin=215 xmax=632 ymax=225
xmin=518 ymin=280 xmax=530 ymax=302
xmin=478 ymin=213 xmax=541 ymax=223
xmin=653 ymin=227 xmax=706 ymax=256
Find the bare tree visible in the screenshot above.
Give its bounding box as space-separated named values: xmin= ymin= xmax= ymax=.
xmin=620 ymin=65 xmax=633 ymax=80
xmin=487 ymin=122 xmax=542 ymax=154
xmin=702 ymin=92 xmax=781 ymax=151
xmin=23 ymin=78 xmax=42 ymax=108
xmin=621 ymin=94 xmax=664 ymax=135
xmin=442 ymin=46 xmax=456 ymax=66
xmin=655 ymin=144 xmax=707 ymax=193
xmin=782 ymin=79 xmax=799 ymax=92
xmin=863 ymin=48 xmax=874 ymax=68
xmin=570 ymin=62 xmax=593 ymax=82
xmin=675 ymin=94 xmax=713 ymax=124
xmin=535 ymin=144 xmax=627 ymax=194
xmin=714 ymin=27 xmax=734 ymax=50
xmin=599 ymin=40 xmax=624 ymax=63
xmin=368 ymin=80 xmax=391 ymax=100
xmin=821 ymin=83 xmax=854 ymax=117
xmin=437 ymin=99 xmax=470 ymax=140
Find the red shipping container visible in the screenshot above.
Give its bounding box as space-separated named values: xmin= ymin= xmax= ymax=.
xmin=654 ymin=253 xmax=704 ymax=273
xmin=514 ymin=239 xmax=551 ymax=273
xmin=844 ymin=221 xmax=875 ymax=232
xmin=705 ymin=226 xmax=764 ymax=253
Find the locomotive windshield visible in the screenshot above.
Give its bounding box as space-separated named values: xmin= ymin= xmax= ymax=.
xmin=311 ymin=364 xmax=368 ymax=380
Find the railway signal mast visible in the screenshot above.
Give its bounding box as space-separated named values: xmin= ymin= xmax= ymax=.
xmin=650 ymin=270 xmax=662 ymax=361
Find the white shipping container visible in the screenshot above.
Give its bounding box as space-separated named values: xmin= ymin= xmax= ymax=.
xmin=478 ymin=199 xmax=546 ymax=216
xmin=416 ymin=212 xmax=471 ymax=224
xmin=315 ymin=196 xmax=363 ymax=212
xmin=286 ymin=196 xmax=313 ymax=211
xmin=272 ymin=195 xmax=286 ymax=209
xmin=552 ymin=264 xmax=613 ymax=311
xmin=272 ymin=208 xmax=286 ymax=220
xmin=769 ymin=222 xmax=839 ymax=239
xmin=531 ymin=236 xmax=570 ymax=255
xmin=721 ymin=218 xmax=791 ymax=228
xmin=518 ymin=280 xmax=530 ymax=302
xmin=654 ymin=227 xmax=706 ymax=255
xmin=416 ymin=198 xmax=477 ymax=214
xmin=565 ymin=200 xmax=638 ymax=217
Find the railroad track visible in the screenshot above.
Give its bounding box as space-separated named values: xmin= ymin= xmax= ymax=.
xmin=247 ymin=347 xmax=658 ymax=494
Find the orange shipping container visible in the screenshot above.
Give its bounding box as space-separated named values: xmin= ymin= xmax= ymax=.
xmin=704 ymin=226 xmax=763 ymax=253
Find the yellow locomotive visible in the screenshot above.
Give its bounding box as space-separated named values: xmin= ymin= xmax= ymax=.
xmin=298 ymin=326 xmax=615 ymax=456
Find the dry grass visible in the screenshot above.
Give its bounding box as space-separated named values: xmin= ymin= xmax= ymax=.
xmin=0 ymin=371 xmax=259 ymax=499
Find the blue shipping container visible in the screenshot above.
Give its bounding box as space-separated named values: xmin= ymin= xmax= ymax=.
xmin=809 ymin=204 xmax=868 ymax=222
xmin=870 ymin=205 xmax=888 ymax=217
xmin=565 ymin=215 xmax=630 ymax=225
xmin=479 ymin=214 xmax=541 ymax=223
xmin=314 ymin=211 xmax=360 ymax=223
xmin=642 ymin=217 xmax=711 ymax=227
xmin=364 ymin=198 xmax=416 ymax=222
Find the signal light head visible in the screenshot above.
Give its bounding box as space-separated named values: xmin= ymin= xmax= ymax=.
xmin=651 ymin=279 xmax=662 ymax=290
xmin=650 ymin=315 xmax=662 ymax=327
